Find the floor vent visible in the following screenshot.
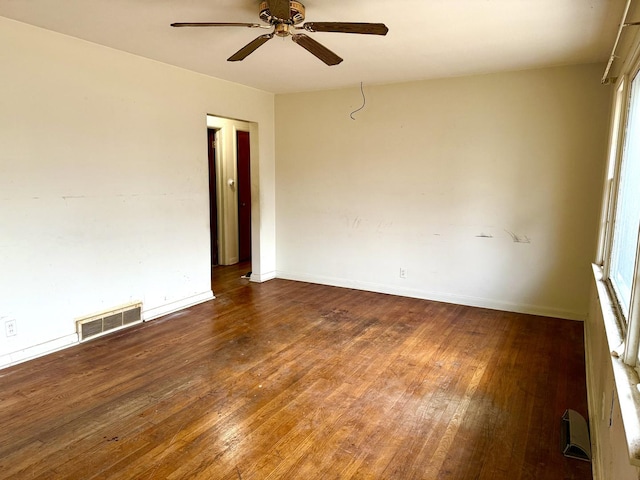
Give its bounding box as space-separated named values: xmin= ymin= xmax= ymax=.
xmin=561 ymin=409 xmax=592 ymax=462
xmin=76 ymin=302 xmax=143 ymax=342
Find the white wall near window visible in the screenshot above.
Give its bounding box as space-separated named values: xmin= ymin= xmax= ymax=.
xmin=275 ymin=64 xmax=610 ymax=319
xmin=586 ymin=280 xmax=639 ymax=480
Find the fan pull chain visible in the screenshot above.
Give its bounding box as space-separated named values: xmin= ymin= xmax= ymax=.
xmin=350 ymin=82 xmax=366 ymax=120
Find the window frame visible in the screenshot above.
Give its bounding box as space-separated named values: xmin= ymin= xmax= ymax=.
xmin=600 ymin=60 xmax=640 ymax=368
xmin=598 ymin=77 xmax=628 ymax=270
xmin=592 ymin=19 xmax=640 ymax=469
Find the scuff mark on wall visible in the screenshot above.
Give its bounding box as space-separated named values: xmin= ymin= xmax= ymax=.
xmin=476 ymin=233 xmax=494 ymax=239
xmin=505 ymin=230 xmax=531 ymax=244
xmin=376 ymin=221 xmax=393 ymax=233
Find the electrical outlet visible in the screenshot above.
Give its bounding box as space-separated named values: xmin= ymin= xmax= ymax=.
xmin=5 ymin=319 xmax=16 ymax=337
xmin=399 ymin=268 xmax=406 ymax=279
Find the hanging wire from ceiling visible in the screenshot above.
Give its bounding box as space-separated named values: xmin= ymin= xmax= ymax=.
xmin=350 ymin=82 xmax=366 ymax=120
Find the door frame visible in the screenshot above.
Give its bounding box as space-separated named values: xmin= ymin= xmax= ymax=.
xmin=207 ymin=128 xmax=219 ymax=266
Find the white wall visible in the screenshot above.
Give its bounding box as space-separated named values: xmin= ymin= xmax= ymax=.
xmin=586 ymin=280 xmax=640 ymax=480
xmin=275 ymin=64 xmax=610 ymax=319
xmin=0 ymin=17 xmax=276 ymax=367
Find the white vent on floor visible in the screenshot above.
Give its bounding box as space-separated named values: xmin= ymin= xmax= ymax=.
xmin=76 ymin=302 xmax=143 ymax=342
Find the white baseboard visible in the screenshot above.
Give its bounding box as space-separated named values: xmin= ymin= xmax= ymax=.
xmin=0 ymin=333 xmax=78 ymax=370
xmin=251 ymin=270 xmax=276 ymax=283
xmin=143 ymin=290 xmax=215 ymax=322
xmin=0 ymin=291 xmax=216 ymax=371
xmin=276 ymin=271 xmax=585 ymax=321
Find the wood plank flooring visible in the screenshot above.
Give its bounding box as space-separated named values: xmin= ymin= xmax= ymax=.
xmin=0 ymin=263 xmax=592 ymax=479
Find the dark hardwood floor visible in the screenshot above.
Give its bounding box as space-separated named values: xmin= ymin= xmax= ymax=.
xmin=0 ymin=263 xmax=592 ymax=479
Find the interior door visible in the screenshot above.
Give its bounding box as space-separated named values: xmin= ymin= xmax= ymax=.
xmin=236 ymin=130 xmax=251 ymax=262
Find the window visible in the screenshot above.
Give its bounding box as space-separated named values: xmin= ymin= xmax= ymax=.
xmin=608 ymin=72 xmax=640 ymax=323
xmin=601 ymin=68 xmax=640 ymax=366
xmin=594 ymin=13 xmax=640 ymax=469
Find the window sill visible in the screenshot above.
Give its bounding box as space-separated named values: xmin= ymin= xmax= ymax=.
xmin=592 ymin=263 xmax=640 ymax=466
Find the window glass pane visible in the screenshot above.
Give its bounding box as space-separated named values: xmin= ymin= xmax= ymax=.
xmin=600 ymin=80 xmax=627 ymax=265
xmin=610 ymin=73 xmax=640 ymax=318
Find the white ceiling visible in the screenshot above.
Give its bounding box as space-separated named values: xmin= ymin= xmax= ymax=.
xmin=0 ymin=0 xmax=626 ymax=94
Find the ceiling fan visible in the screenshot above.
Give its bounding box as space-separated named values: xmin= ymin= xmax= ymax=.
xmin=171 ymin=0 xmax=389 ymax=66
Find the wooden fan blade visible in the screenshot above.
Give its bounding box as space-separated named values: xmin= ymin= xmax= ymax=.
xmin=303 ymin=22 xmax=389 ymax=35
xmin=228 ymin=34 xmax=274 ymax=62
xmin=171 ymin=22 xmax=265 ymax=28
xmin=269 ymin=0 xmax=291 ymax=21
xmin=292 ymin=34 xmax=343 ymax=66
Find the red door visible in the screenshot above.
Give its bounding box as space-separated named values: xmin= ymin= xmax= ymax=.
xmin=236 ymin=131 xmax=251 ymax=263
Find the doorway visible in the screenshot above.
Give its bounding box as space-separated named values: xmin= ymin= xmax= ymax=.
xmin=206 ymin=116 xmax=254 ymax=287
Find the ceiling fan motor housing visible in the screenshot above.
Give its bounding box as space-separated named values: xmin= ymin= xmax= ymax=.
xmin=259 ymin=1 xmax=305 ymax=24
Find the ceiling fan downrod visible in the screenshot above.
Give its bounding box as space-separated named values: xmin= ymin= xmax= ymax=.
xmin=259 ymin=1 xmax=305 ymax=25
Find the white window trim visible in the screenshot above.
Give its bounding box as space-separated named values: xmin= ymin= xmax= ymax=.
xmin=602 ymin=66 xmax=640 ymax=367
xmin=596 ymin=77 xmax=628 ymax=267
xmin=595 ymin=32 xmax=640 ymax=466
